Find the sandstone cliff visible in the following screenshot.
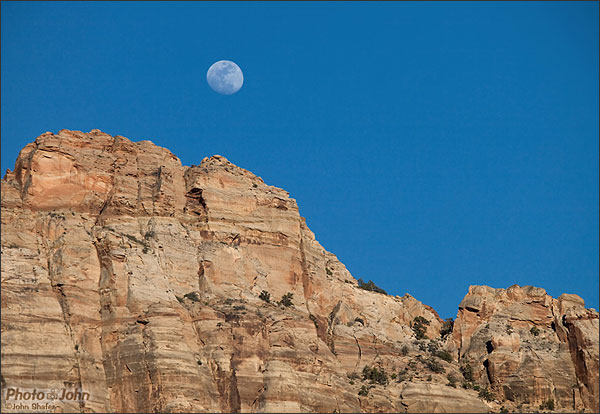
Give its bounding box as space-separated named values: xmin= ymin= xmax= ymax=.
xmin=1 ymin=130 xmax=598 ymax=413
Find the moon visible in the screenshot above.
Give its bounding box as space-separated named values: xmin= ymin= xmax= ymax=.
xmin=206 ymin=60 xmax=244 ymax=95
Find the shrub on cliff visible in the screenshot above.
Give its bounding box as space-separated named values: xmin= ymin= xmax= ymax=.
xmin=279 ymin=292 xmax=294 ymax=307
xmin=539 ymin=398 xmax=555 ymax=410
xmin=259 ymin=290 xmax=271 ymax=303
xmin=425 ymin=357 xmax=444 ymax=373
xmin=362 ymin=365 xmax=388 ymax=385
xmin=461 ymin=362 xmax=474 ymax=382
xmin=411 ymin=316 xmax=430 ymax=339
xmin=183 ymin=292 xmax=201 ymax=302
xmin=478 ymin=387 xmax=494 ymax=402
xmin=435 ymin=350 xmax=453 ymax=362
xmin=427 ymin=340 xmax=440 ymax=353
xmin=440 ymin=317 xmax=454 ymax=337
xmin=357 ymin=278 xmax=387 ymax=295
xmin=396 ymin=368 xmax=409 ymax=382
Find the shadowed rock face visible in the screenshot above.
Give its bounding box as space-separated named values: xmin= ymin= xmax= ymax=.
xmin=1 ymin=130 xmax=598 ymax=413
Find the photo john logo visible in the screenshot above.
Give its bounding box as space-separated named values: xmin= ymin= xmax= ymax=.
xmin=2 ymin=387 xmax=90 ymax=411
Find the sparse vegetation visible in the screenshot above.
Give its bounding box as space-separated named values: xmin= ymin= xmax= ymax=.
xmin=462 ymin=381 xmax=473 ymax=389
xmin=183 ymin=292 xmax=201 ymax=302
xmin=440 ymin=317 xmax=454 ymax=337
xmin=427 ymin=340 xmax=439 ymax=353
xmin=309 ymin=314 xmax=319 ymax=329
xmin=362 ymin=365 xmax=388 ymax=385
xmin=426 ymin=374 xmax=432 ymax=381
xmin=412 ymin=316 xmax=431 ymax=340
xmin=425 ymin=340 xmax=453 ymax=361
xmin=478 ymin=386 xmax=494 ymax=402
xmin=436 ymin=350 xmax=453 ymax=362
xmin=326 ymin=267 xmax=333 ymax=276
xmin=539 ymin=398 xmax=555 ymax=411
xmin=396 ymin=368 xmax=409 ymax=382
xmin=357 ymin=278 xmax=387 ymax=295
xmin=446 ymin=373 xmax=457 ymax=388
xmin=358 ymin=385 xmax=369 ymax=396
xmin=278 ymin=292 xmax=294 ymax=307
xmin=391 ymin=373 xmax=397 ymax=380
xmin=461 ymin=362 xmax=474 ymax=382
xmin=506 ymin=323 xmax=514 ymax=335
xmin=48 ymin=211 xmax=66 ymax=219
xmin=530 ymin=326 xmax=541 ymax=336
xmin=425 ymin=357 xmax=445 ymax=373
xmin=259 ymin=290 xmax=271 ymax=303
xmin=124 ymin=233 xmax=145 ymax=245
xmin=401 ymin=345 xmax=409 ymax=356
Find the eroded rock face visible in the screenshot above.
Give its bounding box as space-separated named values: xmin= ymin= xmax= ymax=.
xmin=452 ymin=285 xmax=599 ymax=413
xmin=1 ymin=130 xmax=598 ymax=413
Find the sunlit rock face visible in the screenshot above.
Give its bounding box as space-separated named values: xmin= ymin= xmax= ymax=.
xmin=1 ymin=129 xmax=598 ymax=413
xmin=452 ymin=285 xmax=599 ymax=413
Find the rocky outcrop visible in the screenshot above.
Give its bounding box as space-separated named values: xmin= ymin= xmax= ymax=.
xmin=1 ymin=130 xmax=598 ymax=413
xmin=452 ymin=285 xmax=599 ymax=413
xmin=399 ymin=383 xmax=489 ymax=413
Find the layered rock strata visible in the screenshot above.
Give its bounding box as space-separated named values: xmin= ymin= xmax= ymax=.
xmin=1 ymin=130 xmax=598 ymax=413
xmin=452 ymin=285 xmax=599 ymax=412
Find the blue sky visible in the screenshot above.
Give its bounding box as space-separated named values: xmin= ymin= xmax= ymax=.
xmin=2 ymin=1 xmax=598 ymax=318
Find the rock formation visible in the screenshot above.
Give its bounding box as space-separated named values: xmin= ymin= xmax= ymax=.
xmin=452 ymin=285 xmax=599 ymax=412
xmin=1 ymin=129 xmax=598 ymax=413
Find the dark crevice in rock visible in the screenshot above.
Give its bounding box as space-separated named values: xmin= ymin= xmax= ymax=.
xmin=483 ymin=359 xmax=493 ymax=386
xmin=563 ymin=314 xmax=598 ymax=411
xmin=228 ymin=367 xmax=241 ymax=413
xmin=140 ymin=321 xmax=162 ymax=412
xmin=150 ymin=166 xmax=163 ymax=214
xmin=95 ymin=138 xmax=120 ymax=224
xmin=184 ymin=186 xmax=209 ymax=222
xmin=15 ymin=140 xmax=39 ymax=202
xmin=325 ymin=303 xmax=340 ymax=357
xmin=353 ymin=334 xmax=362 ymax=373
xmin=298 ymin=233 xmax=311 ymax=302
xmin=198 ymin=260 xmax=212 ymax=292
xmin=46 ymin=240 xmax=86 ymax=412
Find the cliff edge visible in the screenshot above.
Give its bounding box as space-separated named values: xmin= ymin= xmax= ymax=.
xmin=1 ymin=130 xmax=598 ymax=413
